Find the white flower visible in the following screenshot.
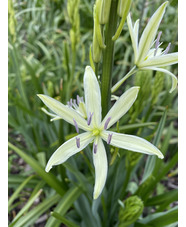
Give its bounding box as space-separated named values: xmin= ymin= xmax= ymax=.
xmin=112 ymin=1 xmax=178 ymax=93
xmin=38 ymin=66 xmax=163 ymax=199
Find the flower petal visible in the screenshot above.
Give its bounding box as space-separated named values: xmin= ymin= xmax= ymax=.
xmin=127 ymin=14 xmax=139 ymax=62
xmin=45 ymin=132 xmax=93 ymax=172
xmin=137 ymin=2 xmax=168 ymax=64
xmin=101 ymin=131 xmax=164 ymax=159
xmin=37 ymin=94 xmax=89 ymax=131
xmin=141 ymin=66 xmax=178 ymax=93
xmin=101 ymin=87 xmax=139 ymax=129
xmin=84 ymin=66 xmax=102 ymax=127
xmin=138 ymin=52 xmax=178 ymax=68
xmin=93 ymin=138 xmax=108 ymax=199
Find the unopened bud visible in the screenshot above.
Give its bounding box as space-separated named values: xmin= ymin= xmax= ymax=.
xmin=92 ymin=5 xmax=102 ymax=63
xmin=99 ymin=0 xmax=112 ymax=24
xmin=117 ymin=0 xmax=132 ymax=18
xmin=112 ymin=0 xmax=132 ymax=41
xmin=118 ymin=196 xmax=144 ymax=227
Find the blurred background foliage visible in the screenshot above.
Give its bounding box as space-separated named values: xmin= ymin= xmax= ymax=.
xmin=8 ymin=0 xmax=178 ymax=226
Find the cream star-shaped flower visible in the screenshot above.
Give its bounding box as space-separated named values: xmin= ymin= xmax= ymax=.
xmin=38 ymin=66 xmax=163 ymax=199
xmin=112 ymin=1 xmax=178 ymax=93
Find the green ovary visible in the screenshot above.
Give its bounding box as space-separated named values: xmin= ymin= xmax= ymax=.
xmin=92 ymin=128 xmax=101 ymax=136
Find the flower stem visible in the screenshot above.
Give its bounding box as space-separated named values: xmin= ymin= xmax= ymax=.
xmin=101 ymin=0 xmax=119 ymax=118
xmin=111 ymin=66 xmax=137 ymax=93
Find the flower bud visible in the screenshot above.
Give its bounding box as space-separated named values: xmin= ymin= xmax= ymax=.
xmin=117 ymin=0 xmax=132 ymax=18
xmin=99 ymin=0 xmax=112 ymax=24
xmin=118 ymin=196 xmax=144 ymax=227
xmin=92 ymin=4 xmax=102 ymax=63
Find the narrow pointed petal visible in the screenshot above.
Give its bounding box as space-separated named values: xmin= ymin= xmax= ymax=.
xmin=93 ymin=138 xmax=108 ymax=199
xmin=101 ymin=131 xmax=164 ymax=159
xmin=101 ymin=87 xmax=139 ymax=129
xmin=127 ymin=14 xmax=138 ymax=62
xmin=137 ymin=2 xmax=168 ymax=64
xmin=138 ymin=52 xmax=178 ymax=68
xmin=45 ymin=132 xmax=93 ymax=172
xmin=142 ymin=66 xmax=177 ymax=93
xmin=37 ymin=94 xmax=90 ymax=131
xmin=84 ymin=66 xmax=102 ymax=127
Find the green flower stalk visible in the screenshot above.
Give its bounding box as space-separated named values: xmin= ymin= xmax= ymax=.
xmin=118 ymin=196 xmax=144 ymax=227
xmin=112 ymin=1 xmax=178 ymax=93
xmin=38 ymin=66 xmax=163 ymax=199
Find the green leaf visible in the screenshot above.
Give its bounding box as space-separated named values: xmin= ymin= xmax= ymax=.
xmin=13 ymin=194 xmax=61 ymax=227
xmin=9 ymin=189 xmax=43 ymax=227
xmin=51 ymin=212 xmax=79 ymax=227
xmin=8 ymin=175 xmax=35 ymax=208
xmin=142 ymin=108 xmax=167 ymax=183
xmin=8 ymin=142 xmax=65 ymax=196
xmin=137 ymin=206 xmax=178 ymax=226
xmin=45 ymin=185 xmax=82 ymax=226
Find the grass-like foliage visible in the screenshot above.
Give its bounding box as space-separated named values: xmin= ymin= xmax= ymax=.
xmin=8 ymin=0 xmax=178 ymax=226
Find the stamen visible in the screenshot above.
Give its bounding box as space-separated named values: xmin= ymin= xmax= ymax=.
xmin=77 ymin=95 xmax=80 ymax=105
xmin=107 ymin=133 xmax=113 ymax=144
xmin=80 ymin=97 xmax=84 ymax=102
xmin=164 ymin=42 xmax=171 ymax=54
xmin=104 ymin=117 xmax=111 ymax=130
xmin=154 ymin=31 xmax=162 ymax=56
xmin=87 ymin=112 xmax=94 ymax=125
xmin=76 ymin=137 xmax=80 ymax=148
xmin=73 ymin=118 xmax=79 ymax=133
xmin=70 ymin=98 xmax=73 ymax=107
xmin=93 ymin=143 xmax=98 ymax=154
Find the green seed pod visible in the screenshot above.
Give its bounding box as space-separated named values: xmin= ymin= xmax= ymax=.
xmin=119 ymin=196 xmax=144 ymax=227
xmin=99 ymin=0 xmax=112 ymax=24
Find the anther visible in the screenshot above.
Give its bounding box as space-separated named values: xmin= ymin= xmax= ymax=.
xmin=93 ymin=143 xmax=98 ymax=154
xmin=76 ymin=95 xmax=80 ymax=105
xmin=104 ymin=117 xmax=111 ymax=130
xmin=73 ymin=118 xmax=79 ymax=133
xmin=107 ymin=133 xmax=113 ymax=144
xmin=154 ymin=31 xmax=162 ymax=56
xmin=76 ymin=137 xmax=80 ymax=148
xmin=70 ymin=98 xmax=73 ymax=107
xmin=164 ymin=42 xmax=171 ymax=55
xmin=87 ymin=112 xmax=94 ymax=125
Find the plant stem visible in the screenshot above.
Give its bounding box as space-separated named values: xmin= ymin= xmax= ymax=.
xmin=101 ymin=0 xmax=119 ymax=118
xmin=111 ymin=66 xmax=137 ymax=93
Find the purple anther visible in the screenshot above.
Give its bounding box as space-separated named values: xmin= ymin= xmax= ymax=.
xmin=164 ymin=42 xmax=171 ymax=55
xmin=107 ymin=133 xmax=113 ymax=144
xmin=67 ymin=101 xmax=70 ymax=107
xmin=104 ymin=117 xmax=111 ymax=130
xmin=73 ymin=118 xmax=79 ymax=133
xmin=93 ymin=143 xmax=98 ymax=154
xmin=76 ymin=137 xmax=80 ymax=148
xmin=70 ymin=98 xmax=73 ymax=107
xmin=87 ymin=112 xmax=94 ymax=125
xmin=80 ymin=97 xmax=84 ymax=102
xmin=154 ymin=31 xmax=162 ymax=56
xmin=76 ymin=95 xmax=80 ymax=105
